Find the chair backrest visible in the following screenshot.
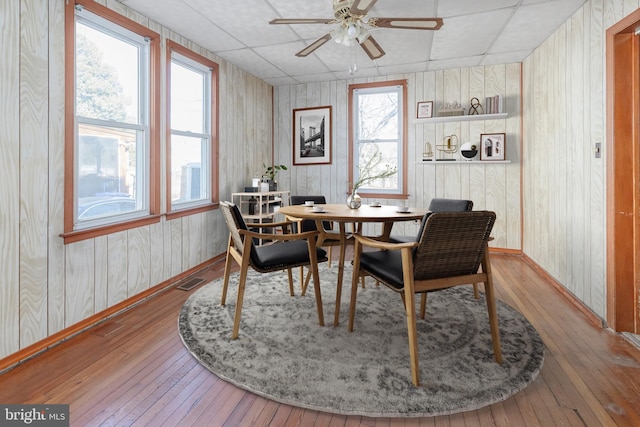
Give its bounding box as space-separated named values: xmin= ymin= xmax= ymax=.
xmin=290 ymin=195 xmax=327 ymax=206
xmin=413 ymin=211 xmax=495 ymax=281
xmin=428 ymin=198 xmax=473 ymax=212
xmin=290 ymin=195 xmax=331 ymax=232
xmin=221 ymin=201 xmax=259 ymax=263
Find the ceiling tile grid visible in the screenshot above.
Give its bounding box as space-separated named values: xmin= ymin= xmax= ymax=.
xmin=118 ymin=0 xmax=587 ymax=85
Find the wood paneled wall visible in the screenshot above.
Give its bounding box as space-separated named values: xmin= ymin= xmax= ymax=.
xmin=273 ymin=65 xmax=522 ymax=248
xmin=522 ymin=0 xmax=640 ymax=320
xmin=4 ymin=0 xmax=632 ymax=363
xmin=0 ymin=0 xmax=272 ymax=360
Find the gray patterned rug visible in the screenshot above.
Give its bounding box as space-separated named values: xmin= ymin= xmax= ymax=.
xmin=178 ymin=264 xmax=544 ymax=417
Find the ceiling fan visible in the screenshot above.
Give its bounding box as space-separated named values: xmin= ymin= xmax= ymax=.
xmin=269 ymin=0 xmax=443 ymax=60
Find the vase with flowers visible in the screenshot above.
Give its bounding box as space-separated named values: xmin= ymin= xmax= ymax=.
xmin=348 ymin=147 xmax=397 ymax=209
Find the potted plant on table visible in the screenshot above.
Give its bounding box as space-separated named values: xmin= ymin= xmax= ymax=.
xmin=262 ymin=163 xmax=287 ymax=191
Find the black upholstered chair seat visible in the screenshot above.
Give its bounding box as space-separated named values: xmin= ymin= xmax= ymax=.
xmin=253 ymin=241 xmax=327 ymax=271
xmin=359 ymin=250 xmax=404 ymax=289
xmin=360 ymin=248 xmax=477 ymax=294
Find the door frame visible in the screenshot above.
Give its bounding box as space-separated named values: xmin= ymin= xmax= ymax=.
xmin=606 ymin=10 xmax=640 ymax=333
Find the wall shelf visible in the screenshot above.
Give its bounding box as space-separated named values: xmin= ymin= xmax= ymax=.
xmin=416 ymin=160 xmax=511 ymax=164
xmin=413 ymin=112 xmax=508 ymax=124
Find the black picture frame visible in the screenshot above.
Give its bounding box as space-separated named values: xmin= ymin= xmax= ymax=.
xmin=293 ymin=106 xmax=332 ymax=165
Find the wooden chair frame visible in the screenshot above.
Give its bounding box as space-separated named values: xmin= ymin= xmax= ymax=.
xmin=348 ymin=211 xmax=502 ymax=386
xmin=220 ymin=202 xmax=326 ymax=339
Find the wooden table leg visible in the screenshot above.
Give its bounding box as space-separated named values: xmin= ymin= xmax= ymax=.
xmin=334 ymin=222 xmax=347 ymax=327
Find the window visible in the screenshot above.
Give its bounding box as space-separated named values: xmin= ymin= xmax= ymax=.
xmin=349 ymin=81 xmax=407 ymax=197
xmin=167 ymin=41 xmax=218 ymax=213
xmin=65 ymin=0 xmax=161 ymax=240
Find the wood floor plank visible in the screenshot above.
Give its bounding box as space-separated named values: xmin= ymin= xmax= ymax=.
xmin=1 ymin=255 xmax=640 ymax=426
xmin=194 ymin=384 xmax=247 ymax=426
xmin=131 ymin=362 xmax=212 ymax=426
xmin=282 ymin=406 xmax=306 ymax=427
xmin=474 ymin=405 xmax=496 ymax=427
xmin=269 ymin=404 xmax=295 ymax=426
xmin=238 ymin=396 xmax=280 ymax=426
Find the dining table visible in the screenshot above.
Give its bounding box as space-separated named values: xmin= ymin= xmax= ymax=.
xmin=279 ymin=203 xmax=427 ymax=326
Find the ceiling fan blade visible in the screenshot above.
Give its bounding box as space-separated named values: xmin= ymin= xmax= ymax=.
xmin=350 ymin=0 xmax=378 ymax=16
xmin=270 ymin=18 xmax=335 ymax=25
xmin=368 ymin=17 xmax=443 ymax=30
xmin=359 ymin=35 xmax=385 ymax=60
xmin=296 ymin=33 xmax=332 ymax=57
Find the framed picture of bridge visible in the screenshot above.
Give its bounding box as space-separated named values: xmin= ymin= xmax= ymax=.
xmin=293 ymin=105 xmax=332 ymax=165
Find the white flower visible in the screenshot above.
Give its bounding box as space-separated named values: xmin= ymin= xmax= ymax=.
xmin=351 ymin=148 xmax=397 ymax=192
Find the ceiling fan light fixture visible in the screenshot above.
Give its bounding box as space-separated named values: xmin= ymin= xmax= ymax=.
xmin=332 ymin=26 xmax=354 ymax=46
xmin=346 ymin=22 xmax=359 ymax=38
xmin=356 ymin=30 xmax=370 ymax=44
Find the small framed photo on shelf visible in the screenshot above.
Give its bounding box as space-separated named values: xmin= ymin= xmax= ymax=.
xmin=480 ymin=133 xmax=506 ymax=160
xmin=416 ymin=101 xmax=434 ymax=119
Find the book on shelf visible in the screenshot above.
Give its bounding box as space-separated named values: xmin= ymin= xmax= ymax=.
xmin=484 ymin=95 xmax=503 ymax=114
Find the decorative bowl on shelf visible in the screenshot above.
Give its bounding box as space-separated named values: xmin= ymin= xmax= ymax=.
xmin=461 ymin=150 xmax=478 ymax=160
xmin=460 ymin=142 xmax=478 ymax=161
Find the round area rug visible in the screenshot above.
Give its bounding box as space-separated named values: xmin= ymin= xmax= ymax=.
xmin=178 ymin=264 xmax=544 ymax=417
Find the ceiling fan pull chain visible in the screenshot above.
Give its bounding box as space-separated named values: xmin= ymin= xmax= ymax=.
xmin=349 ymin=43 xmax=357 ymax=75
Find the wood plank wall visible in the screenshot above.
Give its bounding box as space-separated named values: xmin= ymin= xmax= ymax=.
xmin=0 ymin=0 xmax=273 ymax=360
xmin=273 ymin=65 xmax=522 ymax=248
xmin=522 ymin=0 xmax=639 ymax=320
xmin=4 ymin=0 xmax=634 ymax=363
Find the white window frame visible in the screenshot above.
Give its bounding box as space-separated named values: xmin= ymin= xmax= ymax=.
xmin=73 ymin=7 xmax=151 ymax=230
xmin=352 ymin=83 xmax=404 ymax=196
xmin=169 ymin=51 xmax=212 ymax=211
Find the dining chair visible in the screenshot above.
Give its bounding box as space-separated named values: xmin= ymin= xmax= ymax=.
xmin=389 ymin=198 xmax=476 ymax=316
xmin=220 ymin=201 xmax=328 ymax=339
xmin=348 ymin=211 xmax=502 ymax=386
xmin=289 ymin=195 xmax=355 ymax=294
xmin=289 ymin=195 xmax=337 ymax=264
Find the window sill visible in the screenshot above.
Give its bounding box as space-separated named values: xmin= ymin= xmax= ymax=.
xmin=61 ymin=214 xmax=162 ymax=244
xmin=165 ymin=202 xmax=218 ymax=220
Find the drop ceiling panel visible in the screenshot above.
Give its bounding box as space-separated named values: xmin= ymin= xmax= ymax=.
xmin=120 ymin=0 xmax=244 ymax=51
xmin=216 ymin=49 xmax=287 ymax=79
xmin=436 ymin=0 xmax=520 ymax=18
xmin=368 ymin=31 xmax=432 ymax=67
xmin=266 ymin=0 xmax=337 ymax=40
xmin=428 ymin=55 xmax=484 ymax=71
xmin=116 ymin=0 xmax=588 ymax=85
xmin=430 ymin=9 xmax=513 ymax=60
xmin=368 ymin=0 xmax=437 ymax=17
xmin=190 ymin=0 xmax=302 ymax=47
xmin=254 ymin=42 xmax=331 ymax=76
xmin=490 ymin=0 xmax=584 ymax=52
xmin=378 ymin=61 xmax=429 ymax=76
xmin=267 ymin=0 xmax=334 ymax=20
xmin=311 ymin=42 xmax=373 ymax=73
xmin=480 ymin=50 xmax=533 ymax=66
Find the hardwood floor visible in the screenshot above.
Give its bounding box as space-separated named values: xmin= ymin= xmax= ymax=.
xmin=1 ymin=254 xmax=640 ymax=426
